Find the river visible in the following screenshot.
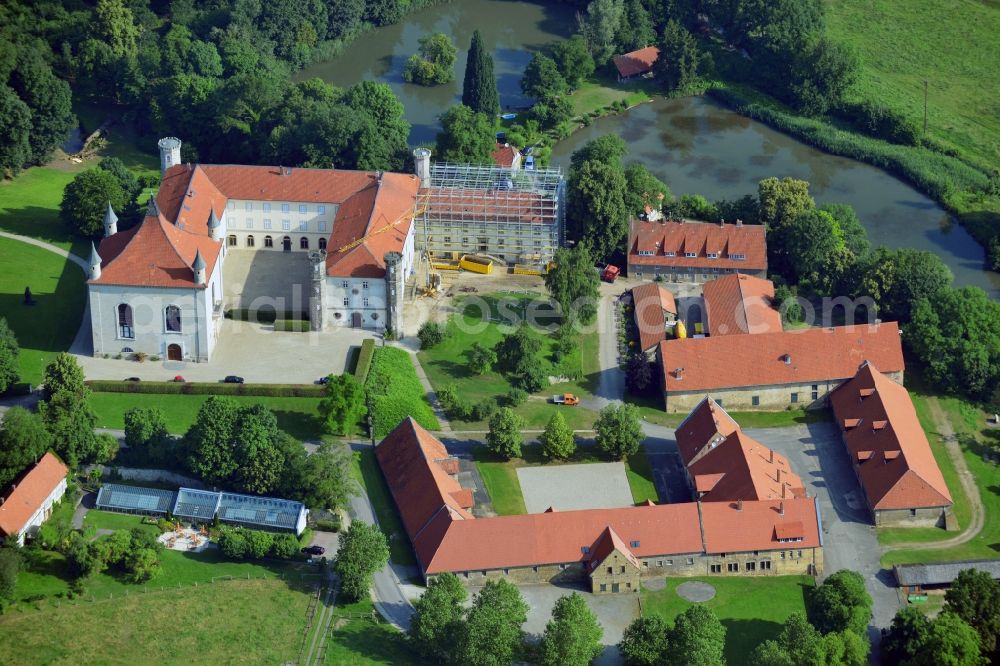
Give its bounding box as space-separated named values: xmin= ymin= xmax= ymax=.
xmin=298 ymin=0 xmax=575 ymax=145
xmin=300 ymin=3 xmax=998 ymax=295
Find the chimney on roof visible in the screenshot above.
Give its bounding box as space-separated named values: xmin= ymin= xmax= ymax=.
xmin=769 ymin=449 xmax=774 ymax=464
xmin=720 ymin=218 xmax=725 ymax=227
xmin=782 ymin=354 xmax=792 ymax=365
xmin=736 ymin=499 xmax=743 ymax=512
xmin=777 ymin=468 xmax=782 ymax=483
xmin=736 ymin=218 xmax=743 ymax=227
xmin=674 ymin=367 xmax=684 ymax=380
xmin=779 ymin=501 xmax=785 ymax=516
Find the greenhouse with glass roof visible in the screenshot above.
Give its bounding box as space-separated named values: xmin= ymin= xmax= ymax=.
xmin=95 ymin=483 xmax=308 ymax=534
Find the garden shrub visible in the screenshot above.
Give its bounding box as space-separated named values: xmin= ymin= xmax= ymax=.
xmin=504 ymin=387 xmax=528 ymax=407
xmin=354 ymin=339 xmax=376 ymax=383
xmin=417 ymin=321 xmax=446 ymax=349
xmin=85 ymin=380 xmax=323 ymax=397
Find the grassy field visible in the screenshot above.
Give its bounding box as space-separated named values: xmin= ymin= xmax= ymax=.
xmin=0 ymin=236 xmax=87 ymax=385
xmin=641 ymin=576 xmax=814 ymax=665
xmin=365 ymin=346 xmax=439 ymax=438
xmin=418 ymin=294 xmax=599 ymax=430
xmin=324 ymin=597 xmax=418 ymax=665
xmin=81 ymin=511 xmax=161 ymax=535
xmin=568 ymin=71 xmax=656 ymax=118
xmin=351 ymin=448 xmax=417 ymax=567
xmin=476 ymin=456 xmax=528 ymax=515
xmin=881 ymin=392 xmax=1000 ymax=566
xmin=625 ymin=451 xmax=659 ymax=504
xmin=88 ymin=391 xmax=325 ymax=440
xmin=0 ymin=579 xmax=311 ymax=665
xmin=825 ymin=0 xmax=1000 ymax=171
xmin=0 ymin=168 xmax=81 ymax=252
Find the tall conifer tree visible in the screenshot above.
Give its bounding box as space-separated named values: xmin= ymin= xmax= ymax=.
xmin=461 ymin=30 xmax=499 ymax=117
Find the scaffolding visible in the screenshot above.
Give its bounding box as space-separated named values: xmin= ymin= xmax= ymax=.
xmin=416 ymin=162 xmax=565 ymax=265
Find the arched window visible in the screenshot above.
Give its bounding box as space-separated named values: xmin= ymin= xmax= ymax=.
xmin=318 ymin=238 xmax=327 ymax=250
xmin=300 ymin=237 xmax=309 ymax=249
xmin=227 ymin=235 xmax=237 ymax=247
xmin=117 ymin=304 xmax=134 ymax=339
xmin=264 ymin=235 xmax=273 ymax=248
xmin=165 ymin=305 xmax=182 ymax=333
xmin=246 ymin=235 xmax=255 ymax=248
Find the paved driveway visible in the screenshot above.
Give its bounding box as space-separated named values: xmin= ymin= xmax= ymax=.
xmin=74 ymin=319 xmax=376 ymax=384
xmin=517 ymin=462 xmax=634 ymax=512
xmin=223 ymin=249 xmax=313 ymax=311
xmin=748 ymin=423 xmax=901 ymax=637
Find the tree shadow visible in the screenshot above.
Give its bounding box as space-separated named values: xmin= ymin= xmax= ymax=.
xmin=721 ymin=618 xmax=785 ymax=664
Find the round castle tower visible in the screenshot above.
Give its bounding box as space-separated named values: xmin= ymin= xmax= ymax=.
xmin=157 ymin=137 xmax=182 ymax=175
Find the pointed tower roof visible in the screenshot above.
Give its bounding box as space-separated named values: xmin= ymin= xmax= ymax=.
xmin=146 ymin=196 xmax=160 ymax=218
xmin=89 ymin=241 xmax=101 ymax=265
xmin=207 ymin=208 xmax=220 ymax=229
xmin=192 ymin=248 xmax=206 ymax=271
xmin=103 ymin=201 xmax=118 ymax=226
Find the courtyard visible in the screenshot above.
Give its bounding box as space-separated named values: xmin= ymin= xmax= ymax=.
xmin=222 ymin=248 xmax=313 ymax=312
xmin=517 ymin=462 xmax=635 ymax=512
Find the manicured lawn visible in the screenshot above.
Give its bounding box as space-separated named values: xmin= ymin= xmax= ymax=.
xmin=418 ymin=293 xmax=600 ymax=429
xmin=641 ymin=576 xmax=814 ymax=665
xmin=0 ymin=579 xmax=312 ymax=665
xmin=625 ymin=451 xmax=659 ymax=504
xmin=881 ymin=391 xmax=1000 ymax=566
xmin=325 ymin=597 xmax=419 ymax=665
xmin=0 ymin=236 xmax=87 ymax=385
xmin=826 ymin=0 xmax=1000 ymax=171
xmin=0 ymin=168 xmax=81 ymax=252
xmin=569 ymin=73 xmax=656 ymax=118
xmin=476 ymin=457 xmax=528 ymax=515
xmin=88 ymin=391 xmax=325 ymax=440
xmin=365 ymin=346 xmax=439 ymax=438
xmin=351 ymin=448 xmax=417 ymax=567
xmin=82 ymin=511 xmax=160 ymax=535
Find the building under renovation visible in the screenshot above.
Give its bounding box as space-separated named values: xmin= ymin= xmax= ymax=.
xmin=412 ymin=149 xmax=564 ymax=267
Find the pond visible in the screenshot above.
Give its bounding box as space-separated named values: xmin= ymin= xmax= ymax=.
xmin=297 ymin=0 xmax=574 ymax=144
xmin=550 ymin=97 xmax=1000 ymax=297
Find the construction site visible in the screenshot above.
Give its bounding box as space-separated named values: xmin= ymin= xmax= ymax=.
xmin=413 ymin=159 xmax=565 ymax=274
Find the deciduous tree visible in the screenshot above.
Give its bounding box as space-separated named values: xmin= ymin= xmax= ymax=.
xmin=541 ymin=592 xmax=603 ymax=666
xmin=882 ymin=607 xmax=932 ymax=665
xmin=404 ymin=32 xmax=457 ymax=85
xmin=594 ymin=403 xmax=643 ymax=460
xmin=551 ymin=36 xmax=595 ymax=89
xmin=319 ymin=374 xmax=367 ymax=436
xmin=0 ymin=548 xmax=19 ymax=608
xmin=808 ymin=569 xmax=872 ymax=636
xmin=468 ymin=342 xmax=497 ymax=375
xmin=946 ymin=568 xmax=1000 ymax=655
xmin=619 ymin=615 xmax=670 ymax=666
xmin=334 ymin=521 xmax=390 ymax=602
xmin=296 ymin=442 xmax=356 ymax=511
xmin=38 ymin=354 xmax=96 ymax=467
xmin=544 ymin=245 xmax=600 ymax=325
xmin=625 ymin=354 xmax=653 ymax=394
xmin=567 ymin=157 xmax=629 ymax=259
xmin=185 ymin=397 xmax=240 ymax=485
xmin=624 ymin=163 xmax=672 ymax=219
xmin=540 ymin=411 xmax=575 ymax=460
xmin=436 ymin=104 xmax=496 ymax=165
xmin=908 ymin=612 xmax=985 ymax=666
xmin=669 ymin=604 xmax=726 ymax=666
xmin=486 ymin=407 xmax=525 ymax=460
xmin=522 ymin=53 xmax=566 ymax=100
xmin=457 ymin=578 xmax=529 ymax=666
xmin=656 ymin=20 xmax=708 ymax=91
xmin=408 ymin=572 xmax=467 ymax=661
xmin=0 ymin=407 xmax=52 ymax=490
xmin=123 ymin=407 xmax=170 ymax=464
xmin=60 ymin=169 xmax=127 ymax=237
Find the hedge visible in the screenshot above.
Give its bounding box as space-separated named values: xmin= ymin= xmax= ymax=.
xmin=274 ymin=319 xmax=310 ymax=332
xmin=86 ymin=380 xmax=325 ymax=397
xmin=354 ymin=339 xmax=375 ymax=383
xmin=364 ymin=346 xmax=439 ymax=438
xmin=224 ymin=308 xmax=308 ymax=324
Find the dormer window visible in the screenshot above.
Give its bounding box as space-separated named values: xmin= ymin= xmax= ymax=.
xmin=684 ymin=252 xmax=697 ymax=258
xmin=664 ymin=251 xmax=675 ymax=257
xmin=638 ymin=250 xmax=655 ymax=256
xmin=707 ymin=253 xmax=718 ymax=259
xmin=730 ymin=253 xmax=746 ymax=261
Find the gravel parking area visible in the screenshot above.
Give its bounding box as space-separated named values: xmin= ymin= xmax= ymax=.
xmin=517 ymin=462 xmax=634 ymax=513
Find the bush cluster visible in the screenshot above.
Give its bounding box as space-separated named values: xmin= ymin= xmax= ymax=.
xmin=417 ymin=321 xmax=447 ymax=349
xmin=838 ymin=100 xmax=921 ymax=146
xmin=86 ymin=380 xmax=324 ymax=397
xmin=273 ymin=319 xmax=310 ymax=332
xmin=216 ymin=526 xmax=300 ymax=560
xmin=438 ymin=384 xmax=498 ymax=422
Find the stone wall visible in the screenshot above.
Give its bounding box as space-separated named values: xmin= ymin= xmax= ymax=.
xmin=627 ymin=264 xmax=767 ymax=284
xmin=428 ymin=546 xmax=823 ymax=591
xmin=875 ymin=506 xmax=951 ymax=528
xmin=590 ymin=549 xmax=642 ymax=594
xmin=662 ymin=371 xmax=904 ymax=413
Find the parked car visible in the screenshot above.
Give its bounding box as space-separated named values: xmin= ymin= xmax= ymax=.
xmin=125 ymin=377 xmax=141 ymax=382
xmin=223 ymin=375 xmax=244 ymax=384
xmin=172 ymin=375 xmax=185 ymax=382
xmin=301 ymin=545 xmax=325 ymax=556
xmin=317 ymin=376 xmax=330 ymax=385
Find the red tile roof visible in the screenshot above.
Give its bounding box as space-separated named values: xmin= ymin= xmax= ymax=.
xmin=376 ymin=417 xmax=822 ymax=576
xmin=700 ymin=498 xmax=821 ymax=554
xmin=588 ymin=526 xmax=642 ymax=571
xmin=702 ymin=273 xmax=782 ymax=336
xmin=688 ymin=430 xmax=805 ymax=502
xmin=374 ymin=418 xmax=474 ymax=570
xmin=675 ymin=397 xmax=739 ymax=465
xmin=0 ymin=453 xmax=68 ymax=538
xmin=95 ymin=164 xmax=421 ymax=287
xmin=829 ymin=363 xmax=952 ymax=510
xmin=491 ymin=143 xmax=521 ymax=168
xmin=613 ymin=46 xmax=660 ymax=78
xmin=628 ymin=219 xmax=767 ymax=271
xmin=660 ymin=323 xmax=904 ymax=393
xmin=632 ymin=283 xmax=678 ymax=353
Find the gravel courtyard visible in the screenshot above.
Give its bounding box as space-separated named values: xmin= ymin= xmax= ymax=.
xmin=517 ymin=462 xmax=634 ymax=513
